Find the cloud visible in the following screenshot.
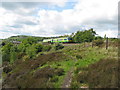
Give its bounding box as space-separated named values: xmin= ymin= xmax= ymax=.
xmin=0 ymin=0 xmax=118 ymax=39
xmin=2 ymin=0 xmax=68 ymax=10
xmin=35 ymin=0 xmax=118 ymax=37
xmin=97 ymin=29 xmax=118 ymax=38
xmin=0 ymin=31 xmax=18 ymax=39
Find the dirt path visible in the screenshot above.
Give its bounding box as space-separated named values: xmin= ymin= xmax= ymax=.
xmin=61 ymin=44 xmax=92 ymax=88
xmin=61 ymin=67 xmax=74 ymax=88
xmin=61 ymin=56 xmax=77 ymax=88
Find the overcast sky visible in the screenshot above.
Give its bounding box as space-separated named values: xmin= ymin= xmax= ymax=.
xmin=0 ymin=0 xmax=118 ymax=39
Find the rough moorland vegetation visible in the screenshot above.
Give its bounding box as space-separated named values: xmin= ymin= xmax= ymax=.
xmin=1 ymin=29 xmax=119 ymax=88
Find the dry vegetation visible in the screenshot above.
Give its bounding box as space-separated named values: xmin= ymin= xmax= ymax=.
xmin=2 ymin=39 xmax=119 ymax=88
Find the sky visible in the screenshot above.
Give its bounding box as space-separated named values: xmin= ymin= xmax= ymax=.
xmin=0 ymin=0 xmax=119 ymax=39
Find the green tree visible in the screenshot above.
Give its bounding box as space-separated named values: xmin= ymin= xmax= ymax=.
xmin=54 ymin=43 xmax=64 ymax=50
xmin=26 ymin=43 xmax=43 ymax=58
xmin=94 ymin=36 xmax=103 ymax=40
xmin=73 ymin=28 xmax=96 ymax=43
xmin=22 ymin=37 xmax=38 ymax=45
xmin=26 ymin=45 xmax=37 ymax=58
xmin=43 ymin=45 xmax=52 ymax=52
xmin=18 ymin=43 xmax=30 ymax=52
xmin=2 ymin=43 xmax=13 ymax=62
xmin=35 ymin=43 xmax=43 ymax=53
xmin=10 ymin=46 xmax=17 ymax=64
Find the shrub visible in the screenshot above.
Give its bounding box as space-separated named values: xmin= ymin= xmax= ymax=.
xmin=2 ymin=43 xmax=13 ymax=62
xmin=36 ymin=52 xmax=44 ymax=57
xmin=26 ymin=46 xmax=37 ymax=58
xmin=26 ymin=44 xmax=43 ymax=58
xmin=3 ymin=65 xmax=12 ymax=73
xmin=93 ymin=40 xmax=104 ymax=47
xmin=35 ymin=44 xmax=43 ymax=53
xmin=70 ymin=81 xmax=79 ymax=88
xmin=54 ymin=43 xmax=64 ymax=50
xmin=50 ymin=76 xmax=58 ymax=82
xmin=94 ymin=36 xmax=103 ymax=40
xmin=22 ymin=55 xmax=30 ymax=61
xmin=76 ymin=55 xmax=82 ymax=59
xmin=76 ymin=58 xmax=118 ymax=88
xmin=17 ymin=52 xmax=26 ymax=59
xmin=1 ymin=41 xmax=6 ymax=46
xmin=10 ymin=46 xmax=18 ymax=64
xmin=43 ymin=45 xmax=52 ymax=52
xmin=55 ymin=68 xmax=65 ymax=76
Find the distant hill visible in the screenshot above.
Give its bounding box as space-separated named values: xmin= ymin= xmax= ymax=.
xmin=3 ymin=35 xmax=47 ymax=42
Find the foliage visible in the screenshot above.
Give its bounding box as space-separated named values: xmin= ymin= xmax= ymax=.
xmin=43 ymin=45 xmax=52 ymax=52
xmin=35 ymin=43 xmax=43 ymax=53
xmin=2 ymin=52 xmax=68 ymax=88
xmin=2 ymin=43 xmax=13 ymax=62
xmin=26 ymin=44 xmax=43 ymax=58
xmin=93 ymin=39 xmax=104 ymax=47
xmin=17 ymin=43 xmax=30 ymax=52
xmin=1 ymin=41 xmax=6 ymax=46
xmin=54 ymin=43 xmax=64 ymax=50
xmin=10 ymin=46 xmax=18 ymax=64
xmin=2 ymin=32 xmax=118 ymax=88
xmin=22 ymin=55 xmax=30 ymax=61
xmin=94 ymin=36 xmax=103 ymax=40
xmin=22 ymin=37 xmax=38 ymax=45
xmin=3 ymin=65 xmax=12 ymax=73
xmin=76 ymin=58 xmax=118 ymax=88
xmin=76 ymin=55 xmax=82 ymax=59
xmin=73 ymin=28 xmax=96 ymax=43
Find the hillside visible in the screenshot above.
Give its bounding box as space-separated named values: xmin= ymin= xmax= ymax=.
xmin=2 ymin=40 xmax=119 ymax=88
xmin=3 ymin=35 xmax=46 ymax=42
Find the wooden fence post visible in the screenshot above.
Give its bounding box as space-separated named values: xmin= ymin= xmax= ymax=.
xmin=106 ymin=37 xmax=108 ymax=50
xmin=92 ymin=41 xmax=93 ymax=48
xmin=84 ymin=41 xmax=85 ymax=47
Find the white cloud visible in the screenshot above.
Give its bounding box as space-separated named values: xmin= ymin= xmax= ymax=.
xmin=0 ymin=0 xmax=119 ymax=39
xmin=35 ymin=0 xmax=118 ymax=37
xmin=96 ymin=29 xmax=118 ymax=38
xmin=0 ymin=8 xmax=17 ymax=26
xmin=0 ymin=31 xmax=18 ymax=39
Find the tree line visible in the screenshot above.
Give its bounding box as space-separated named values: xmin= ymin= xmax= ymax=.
xmin=1 ymin=36 xmax=64 ymax=63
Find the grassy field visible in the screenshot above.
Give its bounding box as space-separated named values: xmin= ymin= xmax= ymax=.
xmin=2 ymin=41 xmax=118 ymax=88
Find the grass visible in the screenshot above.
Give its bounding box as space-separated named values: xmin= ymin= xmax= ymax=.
xmin=2 ymin=41 xmax=118 ymax=88
xmin=70 ymin=44 xmax=118 ymax=88
xmin=30 ymin=54 xmax=75 ymax=88
xmin=49 ymin=58 xmax=75 ymax=87
xmin=2 ymin=50 xmax=74 ymax=88
xmin=75 ymin=58 xmax=118 ymax=88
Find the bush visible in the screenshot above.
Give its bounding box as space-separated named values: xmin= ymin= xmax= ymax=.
xmin=43 ymin=45 xmax=52 ymax=52
xmin=55 ymin=68 xmax=65 ymax=76
xmin=17 ymin=52 xmax=26 ymax=59
xmin=94 ymin=36 xmax=103 ymax=40
xmin=26 ymin=46 xmax=37 ymax=58
xmin=54 ymin=43 xmax=64 ymax=50
xmin=76 ymin=55 xmax=82 ymax=59
xmin=93 ymin=40 xmax=104 ymax=47
xmin=2 ymin=43 xmax=13 ymax=62
xmin=50 ymin=76 xmax=58 ymax=82
xmin=35 ymin=44 xmax=43 ymax=53
xmin=3 ymin=65 xmax=12 ymax=73
xmin=22 ymin=55 xmax=30 ymax=61
xmin=26 ymin=44 xmax=43 ymax=58
xmin=76 ymin=58 xmax=118 ymax=88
